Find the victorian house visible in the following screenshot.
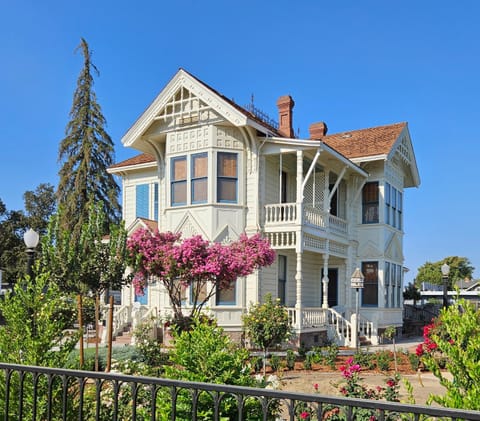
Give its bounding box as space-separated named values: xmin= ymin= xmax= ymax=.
xmin=108 ymin=68 xmax=420 ymax=347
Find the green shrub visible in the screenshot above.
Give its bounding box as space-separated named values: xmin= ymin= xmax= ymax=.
xmin=407 ymin=351 xmax=421 ymax=370
xmin=67 ymin=346 xmax=143 ymax=371
xmin=376 ymin=350 xmax=392 ymax=372
xmin=420 ymin=299 xmax=480 ymax=410
xmin=250 ymin=356 xmax=263 ymax=373
xmin=243 ymin=294 xmax=292 ymax=377
xmin=303 ymin=353 xmax=313 ymax=370
xmin=286 ymin=349 xmax=296 ymax=370
xmin=354 ymin=349 xmax=376 ymax=370
xmin=323 ymin=343 xmax=339 ymax=369
xmin=310 ymin=346 xmax=324 ymax=364
xmin=133 ymin=318 xmax=169 ymax=367
xmin=81 ymin=316 xmax=277 ymax=420
xmin=270 ymin=354 xmax=280 ymax=372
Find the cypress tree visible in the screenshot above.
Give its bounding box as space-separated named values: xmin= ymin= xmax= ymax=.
xmin=57 ymin=38 xmax=120 ymax=236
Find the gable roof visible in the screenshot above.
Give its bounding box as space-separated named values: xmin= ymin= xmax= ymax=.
xmin=122 ymin=68 xmax=279 ymax=150
xmin=126 ymin=217 xmax=158 ymax=236
xmin=109 ymin=153 xmax=155 ymax=170
xmin=322 ymin=122 xmax=406 ymax=159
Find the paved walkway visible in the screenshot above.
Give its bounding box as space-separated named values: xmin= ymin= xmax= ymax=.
xmin=367 ymin=335 xmax=423 ymax=353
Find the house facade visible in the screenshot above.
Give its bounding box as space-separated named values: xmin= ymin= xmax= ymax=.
xmin=108 ymin=69 xmax=420 ymax=347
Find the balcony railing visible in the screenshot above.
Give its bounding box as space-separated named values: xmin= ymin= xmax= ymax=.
xmin=264 ymin=203 xmax=348 ymax=237
xmin=288 ymin=307 xmax=329 ymax=329
xmin=1 ymin=362 xmax=479 ymax=420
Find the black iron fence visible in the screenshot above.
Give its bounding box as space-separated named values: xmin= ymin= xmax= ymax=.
xmin=1 ymin=362 xmax=480 ymax=420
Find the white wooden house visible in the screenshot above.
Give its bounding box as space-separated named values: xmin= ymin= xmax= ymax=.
xmin=108 ymin=68 xmax=420 ymax=347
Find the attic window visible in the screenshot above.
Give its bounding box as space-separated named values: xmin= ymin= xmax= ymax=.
xmin=342 ymin=134 xmax=352 ymax=139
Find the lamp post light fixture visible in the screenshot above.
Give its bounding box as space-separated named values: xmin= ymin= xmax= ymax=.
xmin=23 ymin=228 xmax=40 ymax=282
xmin=441 ymin=263 xmax=450 ymax=308
xmin=350 ymin=268 xmax=365 ymax=352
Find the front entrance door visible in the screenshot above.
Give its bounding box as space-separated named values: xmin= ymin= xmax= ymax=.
xmin=322 ymin=268 xmax=338 ymax=307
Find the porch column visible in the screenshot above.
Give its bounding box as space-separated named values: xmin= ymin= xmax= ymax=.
xmin=322 ymin=254 xmax=329 ymax=308
xmin=295 ymin=150 xmax=303 ymax=330
xmin=296 ymin=150 xmax=303 ymax=220
xmin=295 ymin=252 xmax=303 ymax=329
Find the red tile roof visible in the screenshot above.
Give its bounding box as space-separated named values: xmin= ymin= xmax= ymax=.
xmin=109 ymin=153 xmax=155 ymax=169
xmin=322 ymin=122 xmax=406 ymax=159
xmin=110 ymin=123 xmax=406 ymax=170
xmin=139 ymin=218 xmax=158 ymax=232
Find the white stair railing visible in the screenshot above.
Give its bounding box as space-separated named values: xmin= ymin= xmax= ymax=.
xmin=112 ymin=304 xmax=132 ymax=338
xmin=358 ymin=314 xmax=374 ymax=343
xmin=327 ymin=308 xmax=353 ymax=346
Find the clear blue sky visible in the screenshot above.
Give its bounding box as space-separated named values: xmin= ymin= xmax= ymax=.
xmin=1 ymin=1 xmax=479 ymax=282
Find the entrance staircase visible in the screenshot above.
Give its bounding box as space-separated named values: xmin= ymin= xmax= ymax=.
xmin=101 ymin=304 xmax=158 ymax=346
xmin=288 ymin=307 xmax=375 ymax=347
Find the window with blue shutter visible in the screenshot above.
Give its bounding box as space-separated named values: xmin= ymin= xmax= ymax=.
xmin=153 ymin=183 xmax=159 ymax=220
xmin=136 ymin=184 xmax=149 ymax=218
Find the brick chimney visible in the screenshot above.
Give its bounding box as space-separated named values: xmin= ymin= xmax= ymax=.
xmin=276 ymin=95 xmax=295 ymax=138
xmin=309 ymin=121 xmax=328 ymax=139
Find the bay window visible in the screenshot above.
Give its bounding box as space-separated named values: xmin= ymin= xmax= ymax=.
xmin=362 ymin=261 xmax=378 ymax=306
xmin=217 ymin=152 xmax=238 ymax=203
xmin=171 ymin=156 xmax=187 ymax=206
xmin=362 ymin=182 xmax=379 ymax=223
xmin=191 ymin=153 xmax=208 ymax=203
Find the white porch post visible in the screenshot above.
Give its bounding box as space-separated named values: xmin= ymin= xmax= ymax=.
xmin=322 ymin=255 xmax=329 ymax=309
xmin=295 ymin=150 xmax=303 ymax=329
xmin=295 ymin=252 xmax=303 ymax=329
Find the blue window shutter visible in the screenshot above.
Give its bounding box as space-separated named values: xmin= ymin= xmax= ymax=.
xmin=136 ymin=184 xmax=149 ymax=218
xmin=153 ymin=183 xmax=159 ymax=220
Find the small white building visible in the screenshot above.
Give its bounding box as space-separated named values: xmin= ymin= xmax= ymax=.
xmin=108 ymin=69 xmax=420 ymax=347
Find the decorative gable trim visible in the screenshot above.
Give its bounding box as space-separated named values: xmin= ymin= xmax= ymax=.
xmin=385 ymin=232 xmax=404 ymax=261
xmin=122 ymin=69 xmax=251 ymax=148
xmin=213 ymin=224 xmax=240 ymax=244
xmin=387 ymin=125 xmax=420 ymax=188
xmin=357 ymin=240 xmax=382 ymax=259
xmin=173 ymin=211 xmax=209 ymax=239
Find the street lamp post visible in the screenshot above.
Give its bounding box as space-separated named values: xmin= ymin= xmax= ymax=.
xmin=23 ymin=228 xmax=40 ymax=337
xmin=441 ymin=263 xmax=450 ymax=308
xmin=23 ymin=228 xmax=40 ymax=283
xmin=350 ymin=268 xmax=365 ymax=352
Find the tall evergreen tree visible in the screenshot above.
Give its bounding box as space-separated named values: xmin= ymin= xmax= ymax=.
xmin=57 ymin=38 xmax=120 ymax=236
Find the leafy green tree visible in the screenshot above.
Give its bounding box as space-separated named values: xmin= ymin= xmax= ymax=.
xmin=0 ymin=185 xmax=56 ymax=285
xmin=41 ymin=202 xmax=128 ymax=295
xmin=23 ymin=183 xmax=56 ymax=235
xmin=0 ymin=199 xmax=27 ymax=284
xmin=0 ymin=271 xmax=77 ymax=366
xmin=57 ymin=38 xmax=120 ymax=237
xmin=415 ymin=256 xmax=474 ymax=288
xmin=41 ymin=202 xmax=129 ymax=369
xmin=403 ymin=282 xmax=421 ymax=306
xmin=242 ymin=293 xmax=292 ymax=377
xmin=418 ymin=299 xmax=480 ymax=410
xmin=0 ymin=271 xmax=78 ymax=418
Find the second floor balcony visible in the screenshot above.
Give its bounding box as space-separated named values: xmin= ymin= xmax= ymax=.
xmin=264 ymin=202 xmax=348 ymax=238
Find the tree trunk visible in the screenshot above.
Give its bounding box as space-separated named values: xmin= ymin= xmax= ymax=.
xmin=95 ymin=293 xmax=100 ymax=371
xmin=77 ymin=294 xmax=84 ymax=369
xmin=105 ymin=295 xmax=114 ymax=372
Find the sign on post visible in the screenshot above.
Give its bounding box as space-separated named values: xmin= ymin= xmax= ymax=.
xmin=350 ymin=268 xmax=365 ymax=289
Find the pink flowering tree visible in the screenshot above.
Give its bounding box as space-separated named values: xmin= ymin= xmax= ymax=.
xmin=127 ymin=229 xmax=275 ymax=327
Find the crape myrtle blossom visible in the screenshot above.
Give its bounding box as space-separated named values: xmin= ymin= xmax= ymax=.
xmin=127 ymin=229 xmax=275 ymax=322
